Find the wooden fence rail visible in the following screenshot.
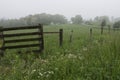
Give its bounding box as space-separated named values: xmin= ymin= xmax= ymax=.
xmin=43 ymin=29 xmax=63 ymax=47
xmin=0 ymin=25 xmax=63 ymax=56
xmin=0 ymin=24 xmax=44 ymax=56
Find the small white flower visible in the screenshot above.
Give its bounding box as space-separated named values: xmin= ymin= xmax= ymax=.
xmin=39 ymin=72 xmax=43 ymax=76
xmin=31 ymin=69 xmax=36 ymax=74
xmin=46 ymin=74 xmax=49 ymax=77
xmin=55 ymin=68 xmax=58 ymax=71
xmin=33 ymin=69 xmax=36 ymax=72
xmin=78 ymin=56 xmax=83 ymax=60
xmin=83 ymin=47 xmax=87 ymax=51
xmin=68 ymin=54 xmax=77 ymax=59
xmin=48 ymin=71 xmax=54 ymax=74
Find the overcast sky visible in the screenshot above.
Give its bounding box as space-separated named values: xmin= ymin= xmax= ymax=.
xmin=0 ymin=0 xmax=120 ymax=19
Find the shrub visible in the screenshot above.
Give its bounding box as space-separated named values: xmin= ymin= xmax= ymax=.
xmin=113 ymin=21 xmax=120 ymax=28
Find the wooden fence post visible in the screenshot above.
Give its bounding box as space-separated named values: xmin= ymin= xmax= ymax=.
xmin=0 ymin=27 xmax=4 ymax=56
xmin=69 ymin=30 xmax=73 ymax=43
xmin=39 ymin=24 xmax=44 ymax=50
xmin=59 ymin=29 xmax=63 ymax=46
xmin=101 ymin=26 xmax=103 ymax=35
xmin=90 ymin=28 xmax=92 ymax=41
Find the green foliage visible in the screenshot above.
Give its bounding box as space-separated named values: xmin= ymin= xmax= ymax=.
xmin=84 ymin=19 xmax=93 ymax=25
xmin=94 ymin=16 xmax=109 ymax=25
xmin=0 ymin=24 xmax=120 ymax=80
xmin=113 ymin=21 xmax=120 ymax=28
xmin=0 ymin=13 xmax=68 ymax=27
xmin=71 ymin=15 xmax=83 ymax=24
xmin=101 ymin=19 xmax=107 ymax=27
xmin=51 ymin=14 xmax=68 ymax=24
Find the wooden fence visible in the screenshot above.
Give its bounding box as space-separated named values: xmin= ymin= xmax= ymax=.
xmin=0 ymin=24 xmax=44 ymax=55
xmin=43 ymin=29 xmax=63 ymax=46
xmin=0 ymin=25 xmax=63 ymax=56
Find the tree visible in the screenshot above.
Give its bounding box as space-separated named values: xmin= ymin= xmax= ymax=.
xmin=24 ymin=15 xmax=33 ymax=25
xmin=71 ymin=15 xmax=83 ymax=24
xmin=113 ymin=21 xmax=120 ymax=28
xmin=0 ymin=13 xmax=68 ymax=27
xmin=52 ymin=14 xmax=68 ymax=24
xmin=84 ymin=19 xmax=93 ymax=25
xmin=101 ymin=19 xmax=106 ymax=27
xmin=101 ymin=19 xmax=107 ymax=34
xmin=94 ymin=16 xmax=109 ymax=25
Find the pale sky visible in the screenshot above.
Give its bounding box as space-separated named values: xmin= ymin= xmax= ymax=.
xmin=0 ymin=0 xmax=120 ymax=19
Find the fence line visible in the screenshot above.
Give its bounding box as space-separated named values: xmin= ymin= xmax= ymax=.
xmin=43 ymin=29 xmax=63 ymax=47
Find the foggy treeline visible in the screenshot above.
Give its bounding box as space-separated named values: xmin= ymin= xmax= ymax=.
xmin=0 ymin=13 xmax=120 ymax=27
xmin=0 ymin=13 xmax=67 ymax=27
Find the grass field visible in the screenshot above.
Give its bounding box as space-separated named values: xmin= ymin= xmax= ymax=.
xmin=0 ymin=24 xmax=120 ymax=80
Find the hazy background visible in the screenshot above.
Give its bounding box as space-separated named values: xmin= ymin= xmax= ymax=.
xmin=0 ymin=0 xmax=120 ymax=19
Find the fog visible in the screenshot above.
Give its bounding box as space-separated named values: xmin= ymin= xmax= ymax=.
xmin=0 ymin=0 xmax=120 ymax=19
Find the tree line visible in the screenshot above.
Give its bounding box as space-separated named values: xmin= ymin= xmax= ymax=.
xmin=0 ymin=13 xmax=68 ymax=27
xmin=0 ymin=13 xmax=120 ymax=28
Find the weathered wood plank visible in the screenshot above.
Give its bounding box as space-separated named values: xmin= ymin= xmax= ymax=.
xmin=2 ymin=43 xmax=40 ymax=49
xmin=0 ymin=26 xmax=40 ymax=31
xmin=39 ymin=24 xmax=44 ymax=50
xmin=43 ymin=32 xmax=59 ymax=34
xmin=3 ymin=32 xmax=42 ymax=37
xmin=5 ymin=37 xmax=42 ymax=43
xmin=59 ymin=29 xmax=63 ymax=46
xmin=0 ymin=24 xmax=44 ymax=55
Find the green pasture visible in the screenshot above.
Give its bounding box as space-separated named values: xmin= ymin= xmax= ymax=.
xmin=0 ymin=24 xmax=120 ymax=80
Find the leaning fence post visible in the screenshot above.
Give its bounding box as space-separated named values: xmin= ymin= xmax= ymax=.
xmin=59 ymin=29 xmax=63 ymax=46
xmin=69 ymin=30 xmax=73 ymax=43
xmin=90 ymin=28 xmax=92 ymax=41
xmin=101 ymin=26 xmax=103 ymax=35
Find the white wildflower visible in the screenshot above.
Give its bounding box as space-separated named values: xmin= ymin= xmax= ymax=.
xmin=68 ymin=54 xmax=77 ymax=59
xmin=46 ymin=74 xmax=49 ymax=78
xmin=31 ymin=69 xmax=36 ymax=74
xmin=39 ymin=72 xmax=43 ymax=76
xmin=83 ymin=47 xmax=87 ymax=51
xmin=55 ymin=68 xmax=58 ymax=71
xmin=33 ymin=69 xmax=36 ymax=72
xmin=47 ymin=71 xmax=54 ymax=74
xmin=78 ymin=56 xmax=83 ymax=60
xmin=41 ymin=59 xmax=48 ymax=63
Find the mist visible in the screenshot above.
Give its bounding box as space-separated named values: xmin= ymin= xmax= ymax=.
xmin=0 ymin=0 xmax=120 ymax=19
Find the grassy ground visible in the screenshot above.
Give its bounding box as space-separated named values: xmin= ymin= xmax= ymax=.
xmin=0 ymin=24 xmax=120 ymax=80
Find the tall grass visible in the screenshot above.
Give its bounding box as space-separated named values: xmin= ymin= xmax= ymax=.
xmin=0 ymin=24 xmax=120 ymax=80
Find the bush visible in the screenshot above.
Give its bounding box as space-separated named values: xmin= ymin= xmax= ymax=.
xmin=113 ymin=21 xmax=120 ymax=28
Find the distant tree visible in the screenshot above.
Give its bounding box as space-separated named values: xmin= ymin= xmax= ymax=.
xmin=94 ymin=16 xmax=109 ymax=25
xmin=113 ymin=21 xmax=120 ymax=28
xmin=23 ymin=13 xmax=68 ymax=25
xmin=0 ymin=19 xmax=5 ymax=26
xmin=94 ymin=16 xmax=99 ymax=22
xmin=24 ymin=15 xmax=33 ymax=25
xmin=114 ymin=17 xmax=120 ymax=22
xmin=52 ymin=14 xmax=68 ymax=24
xmin=101 ymin=19 xmax=106 ymax=27
xmin=84 ymin=19 xmax=93 ymax=25
xmin=101 ymin=19 xmax=107 ymax=34
xmin=36 ymin=13 xmax=52 ymax=25
xmin=0 ymin=13 xmax=68 ymax=27
xmin=71 ymin=15 xmax=83 ymax=24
